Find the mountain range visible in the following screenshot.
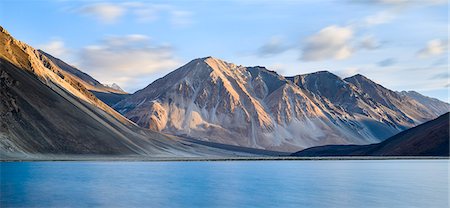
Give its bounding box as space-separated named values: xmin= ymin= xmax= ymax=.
xmin=113 ymin=57 xmax=449 ymax=152
xmin=0 ymin=26 xmax=252 ymax=159
xmin=1 ymin=25 xmax=448 ymax=158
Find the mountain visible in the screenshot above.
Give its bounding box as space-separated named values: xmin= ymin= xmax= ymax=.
xmin=0 ymin=26 xmax=248 ymax=159
xmin=114 ymin=57 xmax=450 ymax=152
xmin=103 ymin=83 xmax=125 ymax=92
xmin=38 ymin=50 xmax=130 ymax=106
xmin=398 ymin=90 xmax=450 ymax=115
xmin=287 ymin=72 xmax=446 ymax=138
xmin=292 ymin=112 xmax=449 ymax=156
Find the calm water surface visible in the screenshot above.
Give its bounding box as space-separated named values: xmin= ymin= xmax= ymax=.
xmin=1 ymin=160 xmax=448 ymax=208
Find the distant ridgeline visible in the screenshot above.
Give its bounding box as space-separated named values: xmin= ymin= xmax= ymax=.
xmin=292 ymin=113 xmax=449 ymax=156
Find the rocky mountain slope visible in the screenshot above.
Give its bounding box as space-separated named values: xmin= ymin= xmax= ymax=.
xmin=39 ymin=50 xmax=129 ymax=106
xmin=0 ymin=26 xmax=250 ymax=159
xmin=292 ymin=112 xmax=449 ymax=156
xmin=115 ymin=57 xmax=449 ymax=152
xmin=399 ymin=90 xmax=449 ymax=115
xmin=103 ymin=83 xmax=125 ymax=92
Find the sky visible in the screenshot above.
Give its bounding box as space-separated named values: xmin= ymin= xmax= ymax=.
xmin=0 ymin=0 xmax=448 ymax=102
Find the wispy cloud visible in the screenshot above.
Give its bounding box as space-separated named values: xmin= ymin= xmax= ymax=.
xmin=300 ymin=25 xmax=354 ymax=61
xmin=76 ymin=2 xmax=193 ymax=27
xmin=259 ymin=9 xmax=389 ymax=61
xmin=430 ymin=72 xmax=449 ymax=80
xmin=353 ymin=0 xmax=410 ymax=6
xmin=79 ymin=3 xmax=125 ymax=24
xmin=170 ymin=10 xmax=194 ymax=28
xmin=349 ymin=0 xmax=447 ymax=6
xmin=38 ymin=39 xmax=69 ymax=58
xmin=361 ymin=10 xmax=397 ymax=26
xmin=257 ymin=36 xmax=291 ymax=57
xmin=417 ymin=39 xmax=448 ymax=58
xmin=79 ymin=34 xmax=180 ymax=90
xmin=359 ymin=36 xmax=380 ymax=50
xmin=377 ymin=58 xmax=396 ymax=67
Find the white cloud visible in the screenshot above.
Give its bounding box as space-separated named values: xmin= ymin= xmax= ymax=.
xmin=126 ymin=3 xmax=175 ymax=23
xmin=79 ymin=34 xmax=180 ymax=91
xmin=79 ymin=3 xmax=125 ymax=23
xmin=417 ymin=39 xmax=448 ymax=58
xmin=77 ymin=2 xmax=193 ymax=27
xmin=362 ymin=10 xmax=396 ymax=26
xmin=38 ymin=39 xmax=68 ymax=58
xmin=301 ymin=25 xmax=354 ymax=61
xmin=103 ymin=34 xmax=150 ymax=48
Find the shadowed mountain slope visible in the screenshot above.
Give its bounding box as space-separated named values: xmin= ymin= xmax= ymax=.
xmin=38 ymin=50 xmax=129 ymax=106
xmin=292 ymin=112 xmax=449 ymax=156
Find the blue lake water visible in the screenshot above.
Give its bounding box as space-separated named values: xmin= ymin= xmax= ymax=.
xmin=1 ymin=160 xmax=448 ymax=208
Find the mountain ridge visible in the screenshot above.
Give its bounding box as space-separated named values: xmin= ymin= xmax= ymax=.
xmin=292 ymin=112 xmax=449 ymax=156
xmin=38 ymin=50 xmax=130 ymax=106
xmin=114 ymin=56 xmax=450 ymax=152
xmin=0 ymin=26 xmax=252 ymax=159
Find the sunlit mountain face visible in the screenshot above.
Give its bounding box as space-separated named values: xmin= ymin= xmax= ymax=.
xmin=113 ymin=57 xmax=449 ymax=152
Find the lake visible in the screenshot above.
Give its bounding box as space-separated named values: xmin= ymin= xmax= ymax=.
xmin=1 ymin=160 xmax=448 ymax=208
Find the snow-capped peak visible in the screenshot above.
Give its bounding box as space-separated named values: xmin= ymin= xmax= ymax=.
xmin=103 ymin=83 xmax=125 ymax=92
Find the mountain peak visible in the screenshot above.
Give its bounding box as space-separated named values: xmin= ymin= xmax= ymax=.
xmin=103 ymin=83 xmax=125 ymax=92
xmin=196 ymin=56 xmax=222 ymax=62
xmin=300 ymin=70 xmax=341 ymax=79
xmin=188 ymin=56 xmax=225 ymax=65
xmin=315 ymin=70 xmax=334 ymax=74
xmin=183 ymin=56 xmax=240 ymax=75
xmin=345 ymin=73 xmax=371 ymax=82
xmin=345 ymin=73 xmax=386 ymax=90
xmin=201 ymin=56 xmax=214 ymax=60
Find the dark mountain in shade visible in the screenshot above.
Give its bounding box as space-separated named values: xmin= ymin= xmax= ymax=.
xmin=38 ymin=50 xmax=130 ymax=106
xmin=90 ymin=90 xmax=130 ymax=107
xmin=0 ymin=26 xmax=245 ymax=159
xmin=292 ymin=112 xmax=449 ymax=156
xmin=115 ymin=57 xmax=449 ymax=152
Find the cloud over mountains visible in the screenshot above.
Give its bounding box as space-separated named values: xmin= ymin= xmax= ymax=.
xmin=417 ymin=39 xmax=448 ymax=58
xmin=79 ymin=34 xmax=180 ymax=91
xmin=301 ymin=25 xmax=354 ymax=61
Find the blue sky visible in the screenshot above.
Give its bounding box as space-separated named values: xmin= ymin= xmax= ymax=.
xmin=0 ymin=0 xmax=448 ymax=101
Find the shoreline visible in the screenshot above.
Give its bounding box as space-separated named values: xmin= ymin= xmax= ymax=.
xmin=1 ymin=156 xmax=449 ymax=162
